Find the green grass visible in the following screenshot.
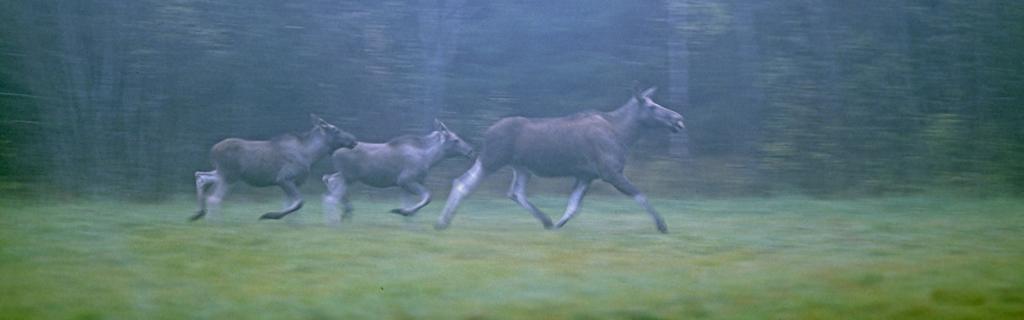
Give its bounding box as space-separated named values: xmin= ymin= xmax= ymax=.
xmin=1 ymin=195 xmax=1023 ymax=319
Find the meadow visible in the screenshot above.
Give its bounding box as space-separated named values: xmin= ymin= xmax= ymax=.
xmin=1 ymin=194 xmax=1022 ymax=319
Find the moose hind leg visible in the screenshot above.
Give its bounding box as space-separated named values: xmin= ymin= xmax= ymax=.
xmin=322 ymin=173 xmax=349 ymax=226
xmin=400 ymin=189 xmax=414 ymax=209
xmin=436 ymin=159 xmax=486 ymax=230
xmin=204 ymin=177 xmax=230 ymax=222
xmin=554 ymin=178 xmax=591 ymax=229
xmin=191 ymin=171 xmax=217 ymax=221
xmin=505 ymin=169 xmax=519 ymax=200
xmin=391 ymin=181 xmax=430 ymax=216
xmin=602 ymin=172 xmax=668 ymax=234
xmin=508 ymin=167 xmax=554 ymax=229
xmin=260 ymin=181 xmax=304 ymax=220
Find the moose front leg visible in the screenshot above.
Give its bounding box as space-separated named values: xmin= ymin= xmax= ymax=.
xmin=260 ymin=181 xmax=304 ymax=220
xmin=601 ymin=171 xmax=668 ymax=234
xmin=391 ymin=181 xmax=431 ymax=216
xmin=505 ymin=169 xmax=519 ymax=199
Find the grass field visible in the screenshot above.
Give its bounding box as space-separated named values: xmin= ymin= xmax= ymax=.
xmin=1 ymin=194 xmax=1023 ymax=319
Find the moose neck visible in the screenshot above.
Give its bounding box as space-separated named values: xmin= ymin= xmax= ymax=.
xmin=421 ymin=132 xmax=449 ymax=167
xmin=604 ymin=100 xmax=646 ymax=146
xmin=299 ymin=131 xmax=333 ymax=164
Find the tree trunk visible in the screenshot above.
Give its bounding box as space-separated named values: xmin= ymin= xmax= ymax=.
xmin=418 ymin=0 xmax=465 ymax=132
xmin=666 ymin=1 xmax=691 ymax=159
xmin=732 ymin=0 xmax=766 ymax=189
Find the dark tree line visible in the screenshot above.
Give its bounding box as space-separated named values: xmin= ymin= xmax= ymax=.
xmin=1 ymin=0 xmax=1022 ymax=199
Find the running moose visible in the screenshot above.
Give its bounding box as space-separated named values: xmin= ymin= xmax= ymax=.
xmin=192 ymin=115 xmax=357 ymax=221
xmin=321 ymin=119 xmax=474 ymax=225
xmin=435 ymin=86 xmax=686 ymax=233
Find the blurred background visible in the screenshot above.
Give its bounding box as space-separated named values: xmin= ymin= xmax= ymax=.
xmin=1 ymin=0 xmax=1022 ymax=200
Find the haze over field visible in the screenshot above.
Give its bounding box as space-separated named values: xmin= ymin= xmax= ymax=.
xmin=1 ymin=1 xmax=1022 ymax=318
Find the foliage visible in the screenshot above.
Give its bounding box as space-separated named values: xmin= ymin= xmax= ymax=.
xmin=1 ymin=0 xmax=1022 ymax=198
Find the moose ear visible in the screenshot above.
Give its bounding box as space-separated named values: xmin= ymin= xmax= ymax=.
xmin=310 ymin=114 xmax=327 ymax=127
xmin=631 ymin=82 xmax=645 ymax=102
xmin=641 ymin=87 xmax=658 ymax=98
xmin=434 ymin=118 xmax=449 ymax=132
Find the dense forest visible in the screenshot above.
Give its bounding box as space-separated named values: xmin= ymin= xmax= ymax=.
xmin=1 ymin=0 xmax=1022 ymax=199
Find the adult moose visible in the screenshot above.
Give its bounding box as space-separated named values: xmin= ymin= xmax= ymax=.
xmin=435 ymin=86 xmax=685 ymax=233
xmin=321 ymin=119 xmax=474 ymax=225
xmin=191 ymin=115 xmax=357 ymax=222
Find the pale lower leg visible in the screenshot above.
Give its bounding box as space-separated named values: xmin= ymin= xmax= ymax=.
xmin=192 ymin=171 xmax=218 ymax=221
xmin=391 ymin=182 xmax=430 ymax=216
xmin=322 ymin=173 xmax=347 ymax=226
xmin=508 ymin=167 xmax=553 ymax=229
xmin=260 ymin=181 xmax=304 ymax=220
xmin=604 ymin=172 xmax=668 ymax=234
xmin=436 ymin=160 xmax=485 ymax=230
xmin=205 ymin=179 xmax=229 ymax=222
xmin=631 ymin=193 xmax=667 ymax=233
xmin=555 ymin=179 xmax=591 ymax=228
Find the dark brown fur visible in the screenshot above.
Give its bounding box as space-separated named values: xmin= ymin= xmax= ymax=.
xmin=192 ymin=115 xmax=357 ymax=221
xmin=436 ymin=87 xmax=685 ymax=233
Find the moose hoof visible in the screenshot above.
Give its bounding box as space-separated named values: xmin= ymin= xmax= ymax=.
xmin=389 ymin=208 xmax=415 ymax=217
xmin=656 ymin=225 xmax=669 ymax=234
xmin=189 ymin=210 xmax=206 ymax=221
xmin=433 ymin=223 xmax=449 ymax=231
xmin=259 ymin=212 xmax=282 ymax=220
